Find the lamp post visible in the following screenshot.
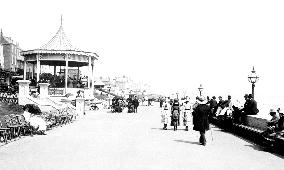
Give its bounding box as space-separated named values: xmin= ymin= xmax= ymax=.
xmin=176 ymin=92 xmax=179 ymax=99
xmin=107 ymin=85 xmax=111 ymax=109
xmin=248 ymin=66 xmax=259 ymax=98
xmin=198 ymin=84 xmax=203 ymax=96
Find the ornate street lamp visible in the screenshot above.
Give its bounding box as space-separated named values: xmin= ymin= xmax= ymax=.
xmin=248 ymin=66 xmax=259 ymax=98
xmin=198 ymin=84 xmax=203 ymax=96
xmin=107 ymin=85 xmax=111 ymax=109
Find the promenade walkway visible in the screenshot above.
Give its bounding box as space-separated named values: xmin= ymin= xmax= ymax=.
xmin=0 ymin=103 xmax=283 ymax=170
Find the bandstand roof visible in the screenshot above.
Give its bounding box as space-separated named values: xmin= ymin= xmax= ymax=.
xmin=21 ymin=18 xmax=98 ymax=66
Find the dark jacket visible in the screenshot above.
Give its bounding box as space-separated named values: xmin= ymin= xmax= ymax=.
xmin=246 ymin=99 xmax=259 ymax=115
xmin=217 ymin=99 xmax=225 ymax=109
xmin=277 ymin=116 xmax=284 ymax=131
xmin=133 ymin=98 xmax=139 ymax=107
xmin=192 ymin=104 xmax=210 ymax=132
xmin=209 ymin=99 xmax=218 ymax=109
xmin=172 ymin=102 xmax=180 ymax=111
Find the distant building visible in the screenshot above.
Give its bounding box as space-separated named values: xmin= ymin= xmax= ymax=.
xmin=94 ymin=75 xmax=150 ymax=97
xmin=0 ymin=29 xmax=24 ymax=72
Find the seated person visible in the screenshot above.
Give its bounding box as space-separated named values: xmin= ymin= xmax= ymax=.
xmin=275 ymin=108 xmax=284 ymax=135
xmin=261 ymin=109 xmax=279 ymax=138
xmin=23 ymin=105 xmax=47 ymax=135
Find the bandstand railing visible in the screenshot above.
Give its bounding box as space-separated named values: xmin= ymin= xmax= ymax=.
xmin=48 ymin=88 xmax=65 ymax=96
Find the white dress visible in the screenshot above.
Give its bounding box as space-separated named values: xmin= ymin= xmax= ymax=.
xmin=183 ymin=102 xmax=192 ymax=125
xmin=23 ymin=111 xmax=47 ymax=131
xmin=161 ymin=103 xmax=170 ymax=124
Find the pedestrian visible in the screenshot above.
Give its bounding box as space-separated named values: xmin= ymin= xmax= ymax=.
xmin=159 ymin=97 xmax=164 ymax=108
xmin=171 ymin=98 xmax=180 ymax=131
xmin=192 ymin=96 xmax=211 ymax=146
xmin=161 ymin=101 xmax=170 ymax=130
xmin=133 ymin=96 xmax=139 ymax=113
xmin=183 ymin=100 xmax=192 ymax=131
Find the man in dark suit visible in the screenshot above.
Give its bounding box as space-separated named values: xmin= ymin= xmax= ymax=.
xmin=209 ymin=96 xmax=218 ymax=119
xmin=247 ymin=94 xmax=259 ymax=115
xmin=192 ymin=96 xmax=211 ymax=146
xmin=240 ymin=94 xmax=259 ymax=124
xmin=133 ymin=96 xmax=139 ymax=113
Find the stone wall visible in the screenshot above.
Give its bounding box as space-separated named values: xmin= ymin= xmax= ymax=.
xmin=245 ymin=115 xmax=268 ymax=130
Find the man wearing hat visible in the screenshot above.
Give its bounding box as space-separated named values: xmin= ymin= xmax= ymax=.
xmin=240 ymin=94 xmax=259 ymax=124
xmin=247 ymin=94 xmax=259 ymax=115
xmin=261 ymin=109 xmax=279 ymax=138
xmin=209 ymin=96 xmax=218 ymax=121
xmin=192 ymin=96 xmax=211 ymax=146
xmin=276 ymin=108 xmax=284 ymax=133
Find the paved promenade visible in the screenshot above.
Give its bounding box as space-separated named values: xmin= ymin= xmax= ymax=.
xmin=0 ymin=103 xmax=284 ymax=170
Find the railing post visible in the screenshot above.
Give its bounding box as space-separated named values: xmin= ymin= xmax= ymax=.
xmin=17 ymin=80 xmax=30 ymax=106
xmin=38 ymin=83 xmax=49 ymax=99
xmin=76 ymin=97 xmax=85 ymax=117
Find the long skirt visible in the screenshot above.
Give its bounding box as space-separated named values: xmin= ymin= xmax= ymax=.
xmin=183 ymin=110 xmax=192 ymax=126
xmin=161 ymin=110 xmax=169 ymax=124
xmin=29 ymin=116 xmax=47 ymax=131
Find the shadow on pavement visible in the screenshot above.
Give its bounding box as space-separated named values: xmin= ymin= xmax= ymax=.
xmin=244 ymin=144 xmax=284 ymax=158
xmin=151 ymin=127 xmax=185 ymax=131
xmin=174 ymin=139 xmax=200 ymax=145
xmin=244 ymin=144 xmax=268 ymax=152
xmin=151 ymin=127 xmax=165 ymax=131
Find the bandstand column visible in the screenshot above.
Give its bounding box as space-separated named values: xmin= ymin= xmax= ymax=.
xmin=36 ymin=54 xmax=40 ymax=83
xmin=92 ymin=63 xmax=95 ymax=94
xmin=77 ymin=67 xmax=80 ymax=83
xmin=65 ymin=54 xmax=69 ymax=94
xmin=32 ymin=64 xmax=34 ymax=79
xmin=88 ymin=56 xmax=91 ymax=89
xmin=54 ymin=65 xmax=56 ymax=76
xmin=23 ymin=60 xmax=27 ymax=80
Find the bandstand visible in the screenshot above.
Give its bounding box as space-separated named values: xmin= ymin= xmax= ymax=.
xmin=21 ymin=19 xmax=99 ymax=97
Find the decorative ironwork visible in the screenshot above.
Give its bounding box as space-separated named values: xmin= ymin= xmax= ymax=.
xmin=0 ymin=92 xmax=18 ymax=104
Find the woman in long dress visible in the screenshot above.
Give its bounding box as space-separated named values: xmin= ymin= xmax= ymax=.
xmin=23 ymin=106 xmax=47 ymax=135
xmin=161 ymin=102 xmax=170 ymax=130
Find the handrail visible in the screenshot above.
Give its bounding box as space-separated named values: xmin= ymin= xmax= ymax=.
xmin=26 ymin=96 xmax=59 ymax=111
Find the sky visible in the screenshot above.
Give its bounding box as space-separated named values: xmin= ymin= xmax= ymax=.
xmin=1 ymin=0 xmax=284 ymax=106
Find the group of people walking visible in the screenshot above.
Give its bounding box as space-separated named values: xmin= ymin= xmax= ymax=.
xmin=161 ymin=96 xmax=211 ymax=146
